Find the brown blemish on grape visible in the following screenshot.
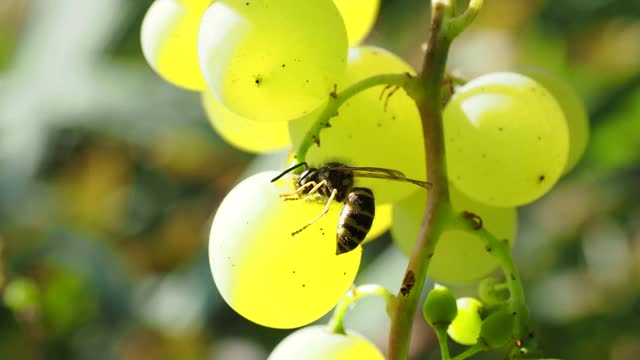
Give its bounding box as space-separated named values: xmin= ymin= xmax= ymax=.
xmin=302 ymin=284 xmax=306 ymax=288
xmin=400 ymin=270 xmax=416 ymax=296
xmin=282 ymin=64 xmax=286 ymax=68
xmin=312 ymin=135 xmax=320 ymax=146
xmin=498 ymin=127 xmax=504 ymax=132
xmin=462 ymin=211 xmax=483 ymax=230
xmin=538 ymin=174 xmax=545 ymax=183
xmin=292 ymin=271 xmax=296 ymax=274
xmin=481 ymin=153 xmax=487 ymax=159
xmin=343 ymin=272 xmax=346 ymax=275
xmin=254 ymin=75 xmax=262 ymax=87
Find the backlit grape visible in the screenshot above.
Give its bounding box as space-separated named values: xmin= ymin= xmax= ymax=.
xmin=141 ymin=0 xmax=211 ymax=90
xmin=448 ymin=297 xmax=484 ymax=346
xmin=268 ymin=326 xmax=384 ymax=360
xmin=522 ymin=69 xmax=589 ymax=173
xmin=333 ymin=0 xmax=380 ymax=45
xmin=444 ymin=72 xmax=569 ymax=207
xmin=198 ymin=0 xmax=348 ymax=122
xmin=289 ymin=47 xmax=426 ymax=204
xmin=209 ymin=172 xmax=361 ymax=329
xmin=201 ymin=91 xmax=290 ymax=153
xmin=392 ymin=186 xmax=516 ymax=284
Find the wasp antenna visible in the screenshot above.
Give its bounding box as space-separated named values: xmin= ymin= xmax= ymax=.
xmin=271 ymin=162 xmax=309 ymax=182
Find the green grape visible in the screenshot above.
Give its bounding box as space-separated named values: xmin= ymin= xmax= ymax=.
xmin=141 ymin=0 xmax=211 ymax=90
xmin=268 ymin=326 xmax=384 ymax=360
xmin=521 ymin=69 xmax=589 ymax=173
xmin=423 ymin=284 xmax=458 ymax=327
xmin=479 ymin=309 xmax=514 ymax=349
xmin=201 ymin=91 xmax=290 ymax=153
xmin=198 ymin=0 xmax=348 ymax=122
xmin=363 ymin=203 xmax=392 ymax=243
xmin=447 ymin=297 xmax=484 ymax=346
xmin=3 ymin=278 xmax=40 ymax=312
xmin=391 ymin=186 xmax=517 ymax=284
xmin=333 ymin=0 xmax=380 ymax=45
xmin=289 ymin=46 xmax=426 ymax=204
xmin=444 ymin=72 xmax=569 ymax=207
xmin=209 ymin=172 xmax=361 ymax=329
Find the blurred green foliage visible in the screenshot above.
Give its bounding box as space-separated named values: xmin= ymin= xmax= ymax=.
xmin=0 ymin=0 xmax=639 ymax=359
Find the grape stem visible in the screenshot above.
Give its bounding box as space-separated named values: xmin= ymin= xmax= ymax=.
xmin=451 ymin=344 xmax=484 ymax=360
xmin=327 ymin=284 xmax=396 ymax=335
xmin=387 ymin=0 xmax=484 ymax=359
xmin=449 ymin=213 xmax=530 ymax=345
xmin=294 ymin=73 xmax=420 ymax=163
xmin=434 ymin=327 xmax=451 ymax=360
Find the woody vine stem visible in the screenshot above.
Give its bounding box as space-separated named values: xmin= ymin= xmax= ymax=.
xmin=388 ymin=0 xmax=484 ymax=359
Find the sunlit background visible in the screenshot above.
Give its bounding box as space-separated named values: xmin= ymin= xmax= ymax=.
xmin=1 ymin=0 xmax=640 ymax=359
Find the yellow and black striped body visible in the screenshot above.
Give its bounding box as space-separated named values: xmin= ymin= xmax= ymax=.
xmin=336 ymin=187 xmax=375 ymax=255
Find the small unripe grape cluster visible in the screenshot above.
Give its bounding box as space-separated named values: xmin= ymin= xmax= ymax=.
xmin=140 ymin=0 xmax=588 ymax=357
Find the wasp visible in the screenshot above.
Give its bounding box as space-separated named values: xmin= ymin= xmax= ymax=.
xmin=271 ymin=162 xmax=431 ymax=255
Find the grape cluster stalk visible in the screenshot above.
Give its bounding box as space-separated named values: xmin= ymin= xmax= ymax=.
xmin=140 ymin=0 xmax=588 ymax=358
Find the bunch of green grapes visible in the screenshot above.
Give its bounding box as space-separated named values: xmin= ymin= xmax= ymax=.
xmin=268 ymin=326 xmax=384 ymax=359
xmin=392 ymin=186 xmax=517 ymax=284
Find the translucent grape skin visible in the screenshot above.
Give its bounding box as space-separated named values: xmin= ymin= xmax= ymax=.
xmin=363 ymin=203 xmax=392 ymax=243
xmin=392 ymin=186 xmax=517 ymax=284
xmin=268 ymin=326 xmax=384 ymax=360
xmin=201 ymin=91 xmax=290 ymax=153
xmin=209 ymin=172 xmax=361 ymax=329
xmin=444 ymin=72 xmax=569 ymax=207
xmin=141 ymin=0 xmax=210 ymax=90
xmin=448 ymin=297 xmax=484 ymax=346
xmin=521 ymin=69 xmax=590 ymax=173
xmin=333 ymin=0 xmax=380 ymax=45
xmin=198 ymin=0 xmax=348 ymax=122
xmin=289 ymin=46 xmax=426 ymax=205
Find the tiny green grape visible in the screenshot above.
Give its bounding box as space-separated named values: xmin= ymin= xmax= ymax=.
xmin=447 ymin=297 xmax=484 ymax=346
xmin=198 ymin=0 xmax=348 ymax=122
xmin=141 ymin=0 xmax=211 ymax=90
xmin=333 ymin=0 xmax=380 ymax=45
xmin=444 ymin=72 xmax=569 ymax=207
xmin=209 ymin=172 xmax=361 ymax=329
xmin=423 ymin=284 xmax=458 ymax=327
xmin=201 ymin=91 xmax=290 ymax=153
xmin=3 ymin=277 xmax=40 ymax=312
xmin=268 ymin=326 xmax=384 ymax=360
xmin=479 ymin=309 xmax=514 ymax=349
xmin=392 ymin=186 xmax=517 ymax=284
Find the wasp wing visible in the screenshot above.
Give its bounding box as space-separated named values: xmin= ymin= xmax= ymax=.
xmin=327 ymin=165 xmax=406 ymax=178
xmin=352 ymin=172 xmax=432 ymax=189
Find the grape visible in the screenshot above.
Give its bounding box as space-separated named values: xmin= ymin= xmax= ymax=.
xmin=423 ymin=284 xmax=457 ymax=327
xmin=447 ymin=297 xmax=484 ymax=346
xmin=198 ymin=0 xmax=348 ymax=122
xmin=479 ymin=309 xmax=514 ymax=349
xmin=201 ymin=91 xmax=290 ymax=153
xmin=392 ymin=186 xmax=517 ymax=284
xmin=268 ymin=326 xmax=384 ymax=360
xmin=289 ymin=47 xmax=426 ymax=204
xmin=364 ymin=203 xmax=392 ymax=243
xmin=209 ymin=172 xmax=361 ymax=329
xmin=444 ymin=72 xmax=569 ymax=207
xmin=333 ymin=0 xmax=380 ymax=45
xmin=141 ymin=0 xmax=211 ymax=90
xmin=521 ymin=69 xmax=589 ymax=173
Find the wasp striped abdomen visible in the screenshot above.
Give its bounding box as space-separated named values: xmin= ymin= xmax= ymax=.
xmin=336 ymin=187 xmax=375 ymax=255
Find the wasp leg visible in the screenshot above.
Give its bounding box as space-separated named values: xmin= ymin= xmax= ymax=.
xmin=291 ymin=188 xmax=337 ymax=236
xmin=281 ymin=180 xmax=328 ymax=201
